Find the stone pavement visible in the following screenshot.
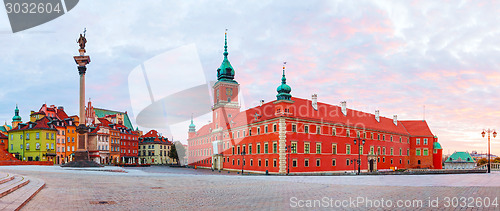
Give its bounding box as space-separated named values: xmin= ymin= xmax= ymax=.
xmin=0 ymin=166 xmax=499 ymax=210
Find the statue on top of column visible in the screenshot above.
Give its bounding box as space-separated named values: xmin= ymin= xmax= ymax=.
xmin=77 ymin=33 xmax=87 ymax=50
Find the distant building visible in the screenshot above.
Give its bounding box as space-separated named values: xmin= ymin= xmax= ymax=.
xmin=8 ymin=116 xmax=57 ymax=162
xmin=444 ymin=152 xmax=476 ymax=169
xmin=470 ymin=151 xmax=498 ymax=161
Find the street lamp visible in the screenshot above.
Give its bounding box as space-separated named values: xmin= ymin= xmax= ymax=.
xmin=481 ymin=129 xmax=496 ymax=173
xmin=285 ymin=145 xmax=295 ymax=175
xmin=241 ymin=148 xmax=246 ymax=175
xmin=353 ymin=139 xmax=365 ymax=175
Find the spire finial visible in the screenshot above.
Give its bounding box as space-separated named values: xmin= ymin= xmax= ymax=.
xmin=191 ymin=113 xmax=194 ymax=124
xmin=282 ymin=61 xmax=287 ymax=84
xmin=224 ymin=29 xmax=228 ymax=57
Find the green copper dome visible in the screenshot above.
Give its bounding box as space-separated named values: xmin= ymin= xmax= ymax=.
xmin=188 ymin=116 xmax=196 ymax=132
xmin=217 ymin=32 xmax=236 ymax=83
xmin=276 ymin=66 xmax=292 ymax=101
xmin=433 ymin=142 xmax=442 ymax=150
xmin=12 ymin=105 xmax=21 ymax=122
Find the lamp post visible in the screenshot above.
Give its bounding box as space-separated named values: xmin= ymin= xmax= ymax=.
xmin=241 ymin=148 xmax=246 ymax=175
xmin=481 ymin=129 xmax=496 ymax=173
xmin=285 ymin=145 xmax=295 ymax=175
xmin=353 ymin=139 xmax=365 ymax=175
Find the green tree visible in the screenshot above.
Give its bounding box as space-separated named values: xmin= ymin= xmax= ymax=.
xmin=477 ymin=158 xmax=488 ymax=166
xmin=169 ymin=144 xmax=179 ymax=164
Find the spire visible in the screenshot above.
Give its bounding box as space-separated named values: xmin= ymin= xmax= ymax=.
xmin=12 ymin=104 xmax=22 ymax=122
xmin=224 ymin=29 xmax=228 ymax=58
xmin=276 ymin=62 xmax=292 ymax=101
xmin=216 ymin=29 xmax=236 ymax=83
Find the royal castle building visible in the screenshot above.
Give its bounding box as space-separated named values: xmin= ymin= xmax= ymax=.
xmin=187 ymin=33 xmax=443 ymax=174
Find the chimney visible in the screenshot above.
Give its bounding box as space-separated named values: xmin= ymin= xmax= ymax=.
xmin=341 ymin=101 xmax=347 ymax=116
xmin=311 ymin=94 xmax=318 ymax=110
xmin=393 ymin=115 xmax=398 ymax=125
xmin=260 ymin=100 xmax=264 ymax=106
xmin=58 ymin=106 xmax=64 ymax=111
xmin=375 ymin=110 xmax=380 ymax=122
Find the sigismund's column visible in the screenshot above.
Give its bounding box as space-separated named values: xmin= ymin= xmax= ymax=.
xmin=73 ymin=33 xmax=91 ymax=162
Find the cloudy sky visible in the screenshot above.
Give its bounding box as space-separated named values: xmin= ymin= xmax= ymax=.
xmin=0 ymin=0 xmax=499 ymax=155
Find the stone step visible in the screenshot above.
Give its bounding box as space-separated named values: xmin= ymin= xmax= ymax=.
xmin=0 ymin=173 xmax=14 ymax=184
xmin=0 ymin=176 xmax=29 ymax=198
xmin=0 ymin=176 xmax=45 ymax=211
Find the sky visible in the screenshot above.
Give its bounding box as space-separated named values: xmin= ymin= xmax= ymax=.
xmin=0 ymin=0 xmax=499 ymax=156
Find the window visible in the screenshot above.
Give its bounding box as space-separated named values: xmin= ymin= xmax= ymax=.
xmin=232 ymin=159 xmax=235 ymax=165
xmin=51 ymin=133 xmax=54 ymax=140
xmin=371 ymin=133 xmax=374 ymax=139
xmin=291 ymin=142 xmax=297 ymax=153
xmin=407 ymin=149 xmax=410 ymax=156
xmin=423 ymin=148 xmax=429 ymax=156
xmin=370 ymin=146 xmax=374 ymax=155
xmin=346 ymin=159 xmax=350 ymax=166
xmin=359 ymin=146 xmax=363 ymax=155
xmin=26 ymin=143 xmax=30 ymax=150
xmin=377 ymin=134 xmax=380 ymax=140
xmin=332 ymin=159 xmax=336 ymax=166
xmin=383 ymin=147 xmax=386 ymax=155
xmin=20 ymin=144 xmax=23 ymax=149
xmin=399 ymin=137 xmax=402 ymax=143
xmin=391 ymin=159 xmax=393 ymax=164
xmin=257 ymin=127 xmax=260 ymax=135
xmin=390 ymin=148 xmax=394 ymax=155
xmin=304 ymin=125 xmax=309 ymax=133
xmin=399 ymin=148 xmax=402 ymax=156
xmin=292 ymin=159 xmax=297 ymax=167
xmin=36 ymin=132 xmax=40 ymax=139
xmin=273 ymin=142 xmax=277 ymax=154
xmin=416 ymin=149 xmax=421 ymax=156
xmin=250 ymin=159 xmax=253 ymax=166
xmin=36 ymin=143 xmax=40 ymax=150
xmin=46 ymin=133 xmax=49 ymax=139
xmin=273 ymin=124 xmax=277 ymax=132
xmin=357 ymin=131 xmax=360 ymax=138
xmin=304 ymin=159 xmax=309 ymax=167
xmin=433 ymin=149 xmax=437 ymax=154
xmin=316 ymin=159 xmax=321 ymax=167
xmin=346 ymin=145 xmax=351 ymax=154
xmin=377 ymin=147 xmax=381 ymax=155
xmin=316 ymin=126 xmax=321 ymax=134
xmin=265 ymin=159 xmax=269 ymax=167
xmin=249 ymin=144 xmax=252 ymax=154
xmin=264 ymin=143 xmax=269 ymax=154
xmin=26 ymin=133 xmax=30 ymax=140
xmin=265 ymin=126 xmax=268 ymax=133
xmin=382 ymin=135 xmax=385 ymax=141
xmin=346 ymin=129 xmax=350 ymax=137
xmin=232 ymin=146 xmax=235 ymax=155
xmin=332 ymin=144 xmax=337 ymax=154
xmin=273 ymin=159 xmax=277 ymax=167
xmin=332 ymin=127 xmax=336 ymax=136
xmin=237 ymin=146 xmax=240 ymax=154
xmin=416 ymin=138 xmax=420 ymax=145
xmin=304 ymin=143 xmax=310 ymax=154
xmin=249 ymin=129 xmax=252 ymax=136
xmin=257 ymin=143 xmax=261 ymax=154
xmin=316 ymin=143 xmax=321 ymax=154
xmin=424 ymin=138 xmax=428 ymax=145
xmin=237 ymin=159 xmax=240 ymax=166
xmin=258 ymin=159 xmax=261 ymax=166
xmin=292 ymin=125 xmax=297 ymax=132
xmin=46 ymin=143 xmax=49 ymax=150
xmin=390 ymin=136 xmax=393 ymax=142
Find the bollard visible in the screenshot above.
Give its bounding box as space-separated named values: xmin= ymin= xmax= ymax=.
xmin=266 ymin=170 xmax=269 ymax=175
xmin=194 ymin=165 xmax=197 ymax=169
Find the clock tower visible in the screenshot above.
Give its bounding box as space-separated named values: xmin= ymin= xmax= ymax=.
xmin=212 ymin=31 xmax=240 ymax=131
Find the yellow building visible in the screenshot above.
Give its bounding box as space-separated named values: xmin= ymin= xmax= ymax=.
xmin=8 ymin=116 xmax=57 ymax=162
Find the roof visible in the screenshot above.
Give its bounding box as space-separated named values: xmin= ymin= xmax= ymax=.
xmin=139 ymin=130 xmax=171 ymax=144
xmin=400 ymin=120 xmax=434 ymax=137
xmin=0 ymin=133 xmax=7 ymax=139
xmin=433 ymin=142 xmax=442 ymax=150
xmin=191 ymin=96 xmax=414 ymax=139
xmin=93 ymin=108 xmax=133 ymax=130
xmin=445 ymin=152 xmax=475 ymax=163
xmin=9 ymin=116 xmax=56 ymax=132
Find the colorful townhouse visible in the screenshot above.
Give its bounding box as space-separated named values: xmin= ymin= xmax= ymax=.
xmin=187 ymin=34 xmax=443 ymax=174
xmin=138 ymin=130 xmax=173 ymax=165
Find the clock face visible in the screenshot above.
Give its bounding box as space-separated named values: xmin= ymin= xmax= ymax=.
xmin=226 ymin=88 xmax=233 ymax=96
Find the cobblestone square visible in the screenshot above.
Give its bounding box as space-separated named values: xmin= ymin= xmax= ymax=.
xmin=0 ymin=166 xmax=499 ymax=210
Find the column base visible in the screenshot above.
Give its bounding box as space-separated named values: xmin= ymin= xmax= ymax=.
xmin=61 ymin=151 xmax=102 ymax=167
